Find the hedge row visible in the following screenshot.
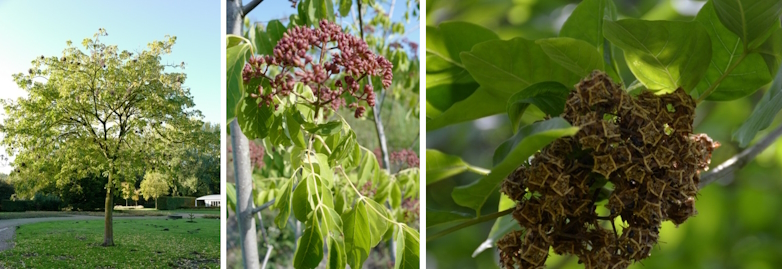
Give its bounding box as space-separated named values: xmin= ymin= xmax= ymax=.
xmin=0 ymin=200 xmax=32 ymax=212
xmin=156 ymin=196 xmax=196 ymax=210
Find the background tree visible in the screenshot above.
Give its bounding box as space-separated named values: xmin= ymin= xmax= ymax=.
xmin=132 ymin=188 xmax=141 ymax=206
xmin=120 ymin=182 xmax=133 ymax=206
xmin=1 ymin=29 xmax=201 ymax=246
xmin=139 ymin=171 xmax=170 ymax=209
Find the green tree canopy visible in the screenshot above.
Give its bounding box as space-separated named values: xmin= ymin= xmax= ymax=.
xmin=139 ymin=171 xmax=170 ymax=209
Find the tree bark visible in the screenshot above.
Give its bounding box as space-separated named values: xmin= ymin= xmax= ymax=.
xmin=102 ymin=161 xmax=115 ymax=247
xmin=231 ymin=119 xmax=260 ymax=268
xmin=227 ymin=0 xmax=243 ymax=36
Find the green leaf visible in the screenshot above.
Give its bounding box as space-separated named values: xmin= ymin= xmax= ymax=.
xmin=395 ymin=226 xmax=420 ymax=269
xmin=759 ymin=27 xmax=782 ymax=76
xmin=343 ymin=202 xmax=371 ymax=269
xmin=226 ymin=42 xmax=251 ymax=121
xmin=362 ymin=198 xmax=390 ymax=247
xmin=327 ymin=235 xmax=346 ymax=269
xmin=461 ymin=37 xmax=581 ymax=99
xmin=537 ymin=37 xmax=604 ymax=77
xmin=226 ymin=182 xmax=236 ymax=212
xmin=329 ymin=131 xmax=356 ymax=163
xmin=426 ymin=209 xmax=474 ymax=227
xmin=560 ymin=0 xmax=617 ymax=53
xmin=426 ymin=87 xmax=506 ymax=131
xmin=506 ymin=81 xmax=570 ymax=134
xmin=733 ymin=62 xmax=782 ymax=147
xmin=426 ymin=22 xmax=499 ymax=113
xmin=266 ymin=20 xmax=287 ymax=47
xmin=713 ymin=0 xmax=782 ymax=50
xmin=237 ymin=93 xmax=275 ymax=140
xmin=357 ymin=149 xmax=379 ymax=186
xmin=320 ymin=206 xmax=343 ymax=235
xmin=452 ymin=118 xmax=579 ymax=213
xmin=390 ymin=181 xmax=402 ymax=208
xmin=373 ymin=171 xmax=391 ymax=205
xmin=274 ymin=176 xmax=294 ymax=228
xmin=285 ymin=109 xmax=307 ymax=148
xmin=307 ymin=121 xmax=342 ymax=136
xmin=293 ymin=218 xmax=324 ymax=269
xmin=339 ymin=0 xmax=352 ymax=17
xmin=425 ymin=149 xmax=488 ymax=185
xmin=292 ymin=176 xmax=312 ymax=222
xmin=603 ymin=19 xmax=712 ymax=93
xmin=254 ymin=27 xmax=274 ymax=56
xmin=472 ymin=194 xmax=518 ymax=257
xmin=694 ymin=1 xmax=774 ymax=101
xmin=314 ymin=153 xmax=333 ymax=188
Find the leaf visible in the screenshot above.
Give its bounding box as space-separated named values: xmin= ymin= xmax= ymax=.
xmin=254 ymin=27 xmax=274 ymax=56
xmin=357 ymin=149 xmax=379 ymax=186
xmin=604 ymin=19 xmax=712 ymax=93
xmin=307 ymin=121 xmax=342 ymax=136
xmin=395 ymin=226 xmax=420 ymax=269
xmin=759 ymin=27 xmax=782 ymax=76
xmin=308 ymin=0 xmax=335 ymax=22
xmin=362 ymin=198 xmax=390 ymax=247
xmin=292 ymin=176 xmax=312 ymax=222
xmin=472 ymin=194 xmax=519 ymax=257
xmin=390 ymin=181 xmax=402 ymax=208
xmin=320 ymin=206 xmax=344 ymax=235
xmin=266 ymin=20 xmax=287 ymax=47
xmin=733 ymin=62 xmax=782 ymax=147
xmin=560 ymin=0 xmax=617 ymax=53
xmin=339 ymin=0 xmax=352 ymax=17
xmin=426 ymin=22 xmax=499 ymax=113
xmin=327 ymin=236 xmax=346 ymax=269
xmin=293 ymin=218 xmax=324 ymax=269
xmin=343 ymin=202 xmax=371 ymax=269
xmin=426 ymin=87 xmax=506 ymax=131
xmin=274 ymin=176 xmax=294 ymax=228
xmin=694 ymin=1 xmax=774 ymax=101
xmin=425 ymin=149 xmax=487 ymax=185
xmin=226 ymin=182 xmax=236 ymax=212
xmin=506 ymin=81 xmax=570 ymax=134
xmin=537 ymin=37 xmax=605 ymax=77
xmin=226 ymin=42 xmax=251 ymax=121
xmin=237 ymin=93 xmax=275 ymax=140
xmin=713 ymin=0 xmax=782 ymax=49
xmin=285 ymin=109 xmax=307 ymax=148
xmin=426 ymin=209 xmax=474 ymax=227
xmin=460 ymin=37 xmax=582 ymax=99
xmin=452 ymin=118 xmax=579 ymax=213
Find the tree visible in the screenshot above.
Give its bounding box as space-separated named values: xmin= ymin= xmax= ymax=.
xmin=120 ymin=182 xmax=133 ymax=206
xmin=139 ymin=171 xmax=170 ymax=209
xmin=1 ymin=29 xmax=201 ymax=246
xmin=132 ymin=188 xmax=140 ymax=206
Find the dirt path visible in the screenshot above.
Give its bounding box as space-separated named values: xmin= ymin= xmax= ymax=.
xmin=0 ymin=215 xmax=173 ymax=252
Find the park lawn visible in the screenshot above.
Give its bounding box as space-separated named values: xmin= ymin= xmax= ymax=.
xmin=165 ymin=208 xmax=221 ymax=215
xmin=0 ymin=218 xmax=220 ymax=269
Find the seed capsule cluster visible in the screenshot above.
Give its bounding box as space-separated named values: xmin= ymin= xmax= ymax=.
xmin=498 ymin=71 xmax=719 ymax=269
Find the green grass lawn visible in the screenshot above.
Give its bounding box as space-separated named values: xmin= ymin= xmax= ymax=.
xmin=0 ymin=218 xmax=220 ymax=268
xmin=0 ymin=210 xmax=169 ymax=220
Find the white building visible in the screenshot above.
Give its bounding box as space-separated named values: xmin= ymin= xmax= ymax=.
xmin=195 ymin=194 xmax=220 ymax=207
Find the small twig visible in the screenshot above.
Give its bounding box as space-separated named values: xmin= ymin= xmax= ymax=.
xmin=427 ymin=208 xmax=514 ymax=242
xmin=700 ymin=122 xmax=782 ymax=188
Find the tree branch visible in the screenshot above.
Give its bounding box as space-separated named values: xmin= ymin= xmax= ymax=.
xmin=427 ymin=208 xmax=514 ymax=242
xmin=700 ymin=122 xmax=782 ymax=188
xmin=242 ymin=0 xmax=264 ymax=16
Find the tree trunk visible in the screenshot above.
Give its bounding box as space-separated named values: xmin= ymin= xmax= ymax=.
xmin=102 ymin=161 xmax=115 ymax=247
xmin=231 ymin=119 xmax=261 ymax=268
xmin=227 ymin=0 xmax=243 ymax=36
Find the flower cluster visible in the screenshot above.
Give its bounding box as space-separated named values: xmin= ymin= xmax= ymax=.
xmin=391 ymin=149 xmax=420 ymax=169
xmin=498 ymin=71 xmax=719 ymax=269
xmin=226 ymin=141 xmax=266 ymax=170
xmin=242 ymin=20 xmax=393 ymax=118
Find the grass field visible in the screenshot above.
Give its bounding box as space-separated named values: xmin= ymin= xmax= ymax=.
xmin=0 ymin=218 xmax=220 ymax=268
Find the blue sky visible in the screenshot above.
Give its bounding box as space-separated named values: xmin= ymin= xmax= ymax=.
xmin=0 ymin=1 xmax=221 ymax=173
